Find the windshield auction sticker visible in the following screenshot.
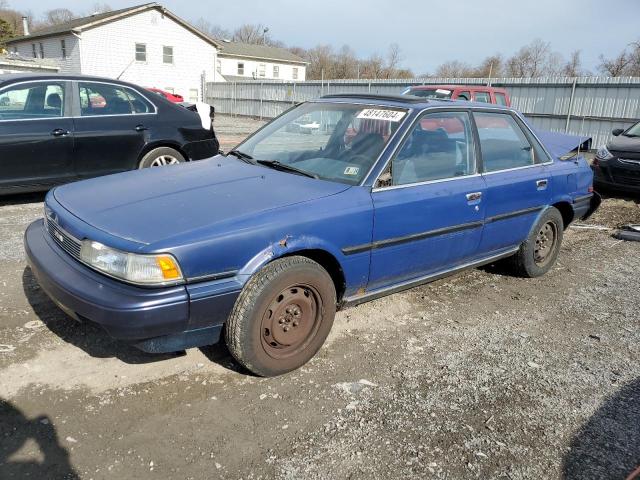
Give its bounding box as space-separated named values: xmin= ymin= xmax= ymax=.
xmin=357 ymin=109 xmax=406 ymax=122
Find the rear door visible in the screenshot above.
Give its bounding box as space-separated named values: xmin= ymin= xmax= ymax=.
xmin=473 ymin=90 xmax=492 ymax=104
xmin=367 ymin=110 xmax=486 ymax=291
xmin=72 ymin=81 xmax=156 ymax=178
xmin=0 ymin=80 xmax=75 ymax=190
xmin=474 ymin=111 xmax=552 ymax=254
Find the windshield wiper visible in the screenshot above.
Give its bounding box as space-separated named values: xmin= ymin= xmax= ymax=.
xmin=227 ymin=149 xmax=256 ymax=164
xmin=623 ymin=133 xmax=640 ymax=138
xmin=256 ymin=160 xmax=319 ymax=179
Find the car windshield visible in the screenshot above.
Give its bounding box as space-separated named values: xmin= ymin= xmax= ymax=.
xmin=234 ymin=102 xmax=408 ymax=185
xmin=624 ymin=122 xmax=640 ymax=137
xmin=409 ymin=88 xmax=453 ymax=99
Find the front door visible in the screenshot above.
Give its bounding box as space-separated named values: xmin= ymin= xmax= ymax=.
xmin=473 ymin=111 xmax=553 ymax=254
xmin=367 ymin=110 xmax=486 ymax=292
xmin=72 ymin=81 xmax=152 ymax=178
xmin=0 ymin=80 xmax=75 ymax=190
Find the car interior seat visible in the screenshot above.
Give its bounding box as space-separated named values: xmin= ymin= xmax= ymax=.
xmin=45 ymin=93 xmax=62 ymax=116
xmin=349 ymin=132 xmax=384 ymax=163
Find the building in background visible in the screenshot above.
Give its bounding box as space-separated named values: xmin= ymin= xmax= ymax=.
xmin=217 ymin=41 xmax=308 ymax=82
xmin=5 ymin=3 xmax=220 ymax=103
xmin=0 ymin=52 xmax=59 ymax=74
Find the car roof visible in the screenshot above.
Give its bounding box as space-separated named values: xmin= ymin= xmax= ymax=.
xmin=0 ymin=72 xmax=142 ymax=89
xmin=409 ymin=84 xmax=508 ymax=93
xmin=318 ymin=93 xmax=511 ymax=111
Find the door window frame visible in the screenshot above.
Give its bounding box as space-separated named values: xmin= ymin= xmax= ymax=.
xmin=73 ymin=80 xmax=158 ymax=118
xmin=0 ymin=80 xmax=72 ymax=122
xmin=372 ymin=107 xmax=482 ymax=192
xmin=471 ymin=109 xmax=554 ymax=175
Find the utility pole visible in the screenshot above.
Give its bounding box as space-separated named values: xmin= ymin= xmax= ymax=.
xmin=262 ymin=27 xmax=269 ymax=45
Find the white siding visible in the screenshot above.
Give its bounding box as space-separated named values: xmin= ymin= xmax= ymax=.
xmin=79 ymin=9 xmax=218 ymax=101
xmin=218 ymin=56 xmax=306 ymax=81
xmin=11 ymin=34 xmax=81 ymax=74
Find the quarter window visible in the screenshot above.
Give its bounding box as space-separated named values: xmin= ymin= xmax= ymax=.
xmin=495 ymin=93 xmax=507 ymax=106
xmin=457 ymin=91 xmax=470 ymax=101
xmin=474 ymin=112 xmax=547 ymax=172
xmin=135 ymin=43 xmax=147 ymax=62
xmin=78 ymin=82 xmax=153 ymax=116
xmin=0 ymin=82 xmax=65 ymax=119
xmin=163 ymin=46 xmax=173 ymax=64
xmin=386 ymin=111 xmax=476 ymax=186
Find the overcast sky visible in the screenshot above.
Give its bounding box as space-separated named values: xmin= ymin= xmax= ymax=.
xmin=14 ymin=0 xmax=640 ymax=74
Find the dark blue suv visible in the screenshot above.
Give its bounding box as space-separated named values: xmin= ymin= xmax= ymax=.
xmin=25 ymin=94 xmax=599 ymax=376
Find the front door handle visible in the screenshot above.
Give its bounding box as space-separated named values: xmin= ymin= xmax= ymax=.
xmin=51 ymin=128 xmax=69 ymax=137
xmin=134 ymin=124 xmax=148 ymax=132
xmin=466 ymin=192 xmax=482 ymax=202
xmin=536 ymin=179 xmax=548 ymax=190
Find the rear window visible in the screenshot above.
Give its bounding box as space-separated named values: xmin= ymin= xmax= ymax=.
xmin=409 ymin=88 xmax=453 ymax=100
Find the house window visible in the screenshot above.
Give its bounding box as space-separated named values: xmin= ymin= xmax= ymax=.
xmin=163 ymin=46 xmax=173 ymax=64
xmin=273 ymin=65 xmax=279 ymax=78
xmin=31 ymin=44 xmax=37 ymax=58
xmin=135 ymin=43 xmax=147 ymax=62
xmin=189 ymin=88 xmax=199 ymax=103
xmin=237 ymin=62 xmax=244 ymax=75
xmin=61 ymin=39 xmax=67 ymax=59
xmin=292 ymin=67 xmax=299 ymax=80
xmin=39 ymin=43 xmax=44 ymax=58
xmin=258 ymin=63 xmax=266 ymax=77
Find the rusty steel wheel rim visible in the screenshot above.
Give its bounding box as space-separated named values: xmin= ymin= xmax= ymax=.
xmin=534 ymin=221 xmax=557 ymax=267
xmin=260 ymin=284 xmax=322 ymax=360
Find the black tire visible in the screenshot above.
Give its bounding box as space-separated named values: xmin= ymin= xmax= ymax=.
xmin=510 ymin=207 xmax=564 ymax=278
xmin=138 ymin=147 xmax=185 ymax=169
xmin=225 ymin=256 xmax=337 ymax=377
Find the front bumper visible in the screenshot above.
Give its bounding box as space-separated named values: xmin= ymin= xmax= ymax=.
xmin=592 ymin=162 xmax=640 ymax=194
xmin=25 ymin=220 xmax=239 ymax=352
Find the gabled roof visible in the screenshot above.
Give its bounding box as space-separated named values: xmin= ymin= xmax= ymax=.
xmin=6 ymin=3 xmax=222 ymax=48
xmin=217 ymin=41 xmax=307 ymax=65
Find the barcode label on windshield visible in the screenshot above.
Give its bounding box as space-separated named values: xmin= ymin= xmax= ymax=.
xmin=357 ymin=109 xmax=406 ymax=122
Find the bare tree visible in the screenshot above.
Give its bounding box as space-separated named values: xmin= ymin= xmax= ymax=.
xmin=89 ymin=3 xmax=112 ymax=14
xmin=193 ymin=18 xmax=231 ymax=40
xmin=598 ymin=51 xmax=631 ymax=76
xmin=435 ymin=60 xmax=473 ymax=78
xmin=44 ymin=8 xmax=75 ymax=26
xmin=304 ymin=45 xmax=335 ymax=80
xmin=360 ymin=53 xmax=386 ymax=79
xmin=475 ymin=54 xmax=503 ymax=78
xmin=232 ymin=23 xmax=282 ymax=46
xmin=505 ymin=39 xmax=554 ymax=77
xmin=333 ymin=45 xmax=358 ymax=79
xmin=562 ymin=50 xmax=584 ymax=76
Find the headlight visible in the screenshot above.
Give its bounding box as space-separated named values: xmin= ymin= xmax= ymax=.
xmin=596 ymin=146 xmax=614 ymax=160
xmin=79 ymin=240 xmax=183 ymax=286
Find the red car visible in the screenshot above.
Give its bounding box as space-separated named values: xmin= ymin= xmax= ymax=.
xmin=147 ymin=88 xmax=184 ymax=103
xmin=403 ymin=85 xmax=511 ymax=106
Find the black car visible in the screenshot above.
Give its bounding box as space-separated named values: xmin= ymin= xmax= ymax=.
xmin=593 ymin=122 xmax=640 ymax=194
xmin=0 ymin=73 xmax=219 ymax=194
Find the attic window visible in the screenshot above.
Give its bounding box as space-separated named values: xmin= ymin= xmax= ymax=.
xmin=135 ymin=43 xmax=147 ymax=62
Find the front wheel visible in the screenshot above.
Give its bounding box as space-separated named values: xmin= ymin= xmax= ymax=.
xmin=511 ymin=207 xmax=564 ymax=278
xmin=138 ymin=147 xmax=185 ymax=169
xmin=225 ymin=256 xmax=337 ymax=377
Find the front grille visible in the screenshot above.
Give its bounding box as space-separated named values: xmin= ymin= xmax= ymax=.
xmin=46 ymin=217 xmax=82 ymax=260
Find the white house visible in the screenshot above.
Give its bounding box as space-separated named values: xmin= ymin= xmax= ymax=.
xmin=217 ymin=41 xmax=307 ymax=82
xmin=5 ymin=3 xmax=221 ymax=103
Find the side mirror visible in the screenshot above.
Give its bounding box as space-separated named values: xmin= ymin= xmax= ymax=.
xmin=612 ymin=128 xmax=624 ymax=136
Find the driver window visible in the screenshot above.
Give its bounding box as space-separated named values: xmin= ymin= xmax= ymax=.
xmin=384 ymin=111 xmax=476 ymax=187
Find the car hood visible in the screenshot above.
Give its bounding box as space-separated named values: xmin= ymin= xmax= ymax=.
xmin=53 ymin=156 xmax=350 ymax=246
xmin=608 ymin=134 xmax=640 ymax=154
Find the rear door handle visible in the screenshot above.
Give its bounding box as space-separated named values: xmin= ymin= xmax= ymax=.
xmin=466 ymin=192 xmax=482 ymax=202
xmin=51 ymin=128 xmax=69 ymax=137
xmin=536 ymin=179 xmax=548 ymax=190
xmin=135 ymin=124 xmax=148 ymax=132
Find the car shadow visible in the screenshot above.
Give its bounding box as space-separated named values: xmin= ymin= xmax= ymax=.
xmin=563 ymin=377 xmax=640 ymax=479
xmin=22 ymin=266 xmax=182 ymax=365
xmin=22 ymin=266 xmax=245 ymax=373
xmin=0 ymin=191 xmax=46 ymax=207
xmin=0 ymin=398 xmax=80 ymax=479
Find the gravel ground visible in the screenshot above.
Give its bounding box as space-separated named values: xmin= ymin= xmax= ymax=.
xmin=1 ymin=115 xmax=640 ymax=479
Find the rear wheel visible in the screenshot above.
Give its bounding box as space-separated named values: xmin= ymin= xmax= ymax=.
xmin=511 ymin=207 xmax=564 ymax=278
xmin=225 ymin=256 xmax=336 ymax=377
xmin=138 ymin=147 xmax=185 ymax=169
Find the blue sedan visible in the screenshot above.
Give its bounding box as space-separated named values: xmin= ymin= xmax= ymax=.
xmin=25 ymin=94 xmax=600 ymax=376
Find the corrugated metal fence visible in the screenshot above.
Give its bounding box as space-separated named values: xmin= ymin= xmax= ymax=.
xmin=206 ymin=77 xmax=640 ymax=147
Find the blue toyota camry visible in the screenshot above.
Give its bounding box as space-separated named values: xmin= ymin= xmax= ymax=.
xmin=25 ymin=94 xmax=600 ymax=376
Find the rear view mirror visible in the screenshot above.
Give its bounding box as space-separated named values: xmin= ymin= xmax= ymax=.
xmin=612 ymin=128 xmax=624 ymax=136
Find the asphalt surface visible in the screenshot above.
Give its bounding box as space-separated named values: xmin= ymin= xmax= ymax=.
xmin=1 ymin=115 xmax=639 ymax=479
